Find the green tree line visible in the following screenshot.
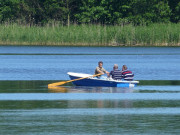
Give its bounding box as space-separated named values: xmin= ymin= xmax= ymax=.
xmin=0 ymin=0 xmax=179 ymax=26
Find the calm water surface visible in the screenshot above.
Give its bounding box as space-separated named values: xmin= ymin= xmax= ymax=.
xmin=0 ymin=46 xmax=180 ymax=80
xmin=0 ymin=46 xmax=180 ymax=135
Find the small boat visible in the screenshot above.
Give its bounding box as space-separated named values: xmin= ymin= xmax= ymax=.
xmin=68 ymin=72 xmax=139 ymax=87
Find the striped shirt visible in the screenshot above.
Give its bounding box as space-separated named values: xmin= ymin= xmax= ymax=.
xmin=121 ymin=70 xmax=134 ymax=81
xmin=110 ymin=69 xmax=122 ymax=80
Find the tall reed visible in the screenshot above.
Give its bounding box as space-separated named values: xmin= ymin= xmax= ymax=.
xmin=0 ymin=23 xmax=179 ymax=46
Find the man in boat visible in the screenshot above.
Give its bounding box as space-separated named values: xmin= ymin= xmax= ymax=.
xmin=121 ymin=65 xmax=134 ymax=81
xmin=109 ymin=64 xmax=122 ymax=80
xmin=95 ymin=61 xmax=109 ymax=77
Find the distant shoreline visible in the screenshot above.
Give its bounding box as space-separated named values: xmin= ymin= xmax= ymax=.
xmin=0 ymin=42 xmax=179 ymax=47
xmin=1 ymin=23 xmax=179 ymax=47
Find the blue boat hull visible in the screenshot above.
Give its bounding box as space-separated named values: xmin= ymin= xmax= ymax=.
xmin=69 ymin=75 xmax=137 ymax=87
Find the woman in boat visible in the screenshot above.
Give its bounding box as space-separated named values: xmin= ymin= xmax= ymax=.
xmin=109 ymin=64 xmax=122 ymax=80
xmin=121 ymin=65 xmax=134 ymax=81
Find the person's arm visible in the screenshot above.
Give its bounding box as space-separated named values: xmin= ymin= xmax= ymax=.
xmin=103 ymin=68 xmax=109 ymax=76
xmin=121 ymin=71 xmax=124 ymax=79
xmin=108 ymin=71 xmax=113 ymax=77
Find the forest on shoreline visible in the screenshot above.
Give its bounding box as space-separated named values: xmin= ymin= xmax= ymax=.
xmin=0 ymin=0 xmax=179 ymax=46
xmin=1 ymin=0 xmax=179 ymax=25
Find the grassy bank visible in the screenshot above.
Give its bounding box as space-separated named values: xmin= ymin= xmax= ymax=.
xmin=0 ymin=23 xmax=179 ymax=46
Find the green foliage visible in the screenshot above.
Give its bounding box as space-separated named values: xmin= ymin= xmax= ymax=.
xmin=74 ymin=0 xmax=172 ymax=25
xmin=168 ymin=0 xmax=180 ymax=22
xmin=0 ymin=0 xmax=179 ymax=25
xmin=74 ymin=0 xmax=110 ymax=24
xmin=128 ymin=0 xmax=171 ymax=25
xmin=174 ymin=2 xmax=180 ymax=22
xmin=43 ymin=0 xmax=67 ymax=22
xmin=0 ymin=23 xmax=179 ymax=46
xmin=0 ymin=0 xmax=21 ymax=22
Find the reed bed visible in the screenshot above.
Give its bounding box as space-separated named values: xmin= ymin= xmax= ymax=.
xmin=0 ymin=23 xmax=179 ymax=46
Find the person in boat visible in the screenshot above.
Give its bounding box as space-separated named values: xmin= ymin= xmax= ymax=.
xmin=95 ymin=61 xmax=109 ymax=77
xmin=109 ymin=64 xmax=122 ymax=80
xmin=121 ymin=65 xmax=134 ymax=81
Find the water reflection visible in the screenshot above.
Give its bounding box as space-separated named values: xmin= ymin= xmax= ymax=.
xmin=48 ymin=86 xmax=68 ymax=93
xmin=1 ymin=108 xmax=179 ymax=135
xmin=1 ymin=80 xmax=180 ymax=93
xmin=48 ymin=86 xmax=135 ymax=93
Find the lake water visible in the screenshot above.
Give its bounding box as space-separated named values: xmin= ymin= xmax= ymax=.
xmin=0 ymin=46 xmax=180 ymax=135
